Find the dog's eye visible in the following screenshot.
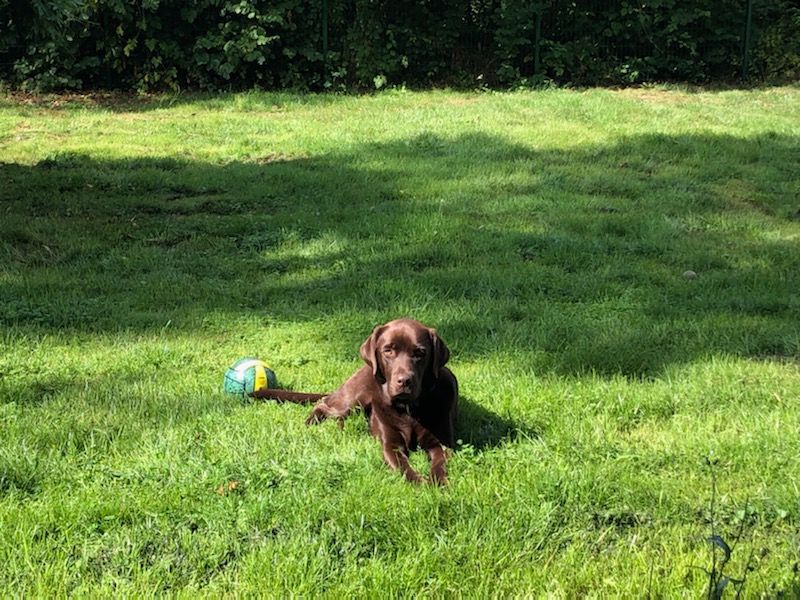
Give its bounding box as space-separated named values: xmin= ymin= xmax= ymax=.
xmin=382 ymin=346 xmax=395 ymax=356
xmin=413 ymin=348 xmax=426 ymax=359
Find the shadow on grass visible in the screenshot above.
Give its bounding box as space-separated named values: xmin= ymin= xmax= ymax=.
xmin=5 ymin=87 xmax=799 ymax=115
xmin=457 ymin=396 xmax=539 ymax=450
xmin=0 ymin=90 xmax=355 ymax=114
xmin=1 ymin=131 xmax=798 ymax=383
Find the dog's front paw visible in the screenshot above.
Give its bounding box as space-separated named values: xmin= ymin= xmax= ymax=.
xmin=403 ymin=469 xmax=425 ymax=485
xmin=305 ymin=409 xmax=325 ymax=425
xmin=430 ymin=467 xmax=448 ymax=487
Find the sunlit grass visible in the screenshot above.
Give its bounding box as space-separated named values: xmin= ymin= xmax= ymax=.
xmin=1 ymin=87 xmax=799 ymax=595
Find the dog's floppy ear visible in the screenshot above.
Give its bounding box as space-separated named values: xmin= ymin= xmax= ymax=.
xmin=360 ymin=324 xmax=387 ymax=383
xmin=428 ymin=328 xmax=450 ymax=379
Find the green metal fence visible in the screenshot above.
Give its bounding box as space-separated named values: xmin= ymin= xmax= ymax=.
xmin=317 ymin=0 xmax=783 ymax=86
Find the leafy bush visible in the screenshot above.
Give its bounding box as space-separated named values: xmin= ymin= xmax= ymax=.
xmin=751 ymin=3 xmax=800 ymax=82
xmin=0 ymin=0 xmax=89 ymax=90
xmin=0 ymin=0 xmax=797 ymax=91
xmin=497 ymin=0 xmax=753 ymax=85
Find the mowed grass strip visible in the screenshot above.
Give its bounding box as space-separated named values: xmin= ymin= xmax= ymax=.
xmin=1 ymin=87 xmax=799 ymax=596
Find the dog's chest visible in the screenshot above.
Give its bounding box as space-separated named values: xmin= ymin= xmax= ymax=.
xmin=370 ymin=409 xmax=422 ymax=450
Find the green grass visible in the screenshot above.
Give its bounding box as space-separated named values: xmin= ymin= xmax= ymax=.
xmin=1 ymin=86 xmax=799 ymax=596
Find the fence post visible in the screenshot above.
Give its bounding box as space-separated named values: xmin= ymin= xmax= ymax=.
xmin=534 ymin=7 xmax=542 ymax=76
xmin=322 ymin=0 xmax=329 ymax=84
xmin=742 ymin=0 xmax=753 ymax=81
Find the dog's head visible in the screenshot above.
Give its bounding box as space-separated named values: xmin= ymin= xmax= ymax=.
xmin=360 ymin=318 xmax=450 ymax=409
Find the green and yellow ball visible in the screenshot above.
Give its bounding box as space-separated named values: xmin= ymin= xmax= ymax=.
xmin=223 ymin=358 xmax=277 ymax=396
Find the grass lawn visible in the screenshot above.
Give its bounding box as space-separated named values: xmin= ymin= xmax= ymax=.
xmin=1 ymin=86 xmax=799 ymax=596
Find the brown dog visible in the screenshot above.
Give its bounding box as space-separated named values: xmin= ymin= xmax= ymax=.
xmin=306 ymin=318 xmax=458 ymax=485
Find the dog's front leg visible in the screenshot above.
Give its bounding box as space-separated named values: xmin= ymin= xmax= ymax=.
xmin=381 ymin=443 xmax=424 ymax=484
xmin=427 ymin=444 xmax=448 ymax=486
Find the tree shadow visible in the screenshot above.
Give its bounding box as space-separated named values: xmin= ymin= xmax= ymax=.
xmin=0 ymin=91 xmax=357 ymax=114
xmin=2 ymin=130 xmax=798 ymax=388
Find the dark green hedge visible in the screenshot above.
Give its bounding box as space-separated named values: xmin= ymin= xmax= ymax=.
xmin=1 ymin=0 xmax=798 ymax=91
